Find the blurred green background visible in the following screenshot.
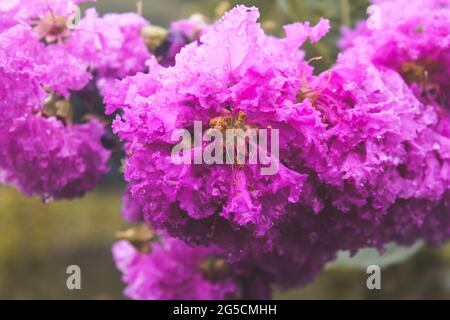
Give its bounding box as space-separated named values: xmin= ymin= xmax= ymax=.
xmin=2 ymin=0 xmax=450 ymax=300
xmin=2 ymin=184 xmax=450 ymax=299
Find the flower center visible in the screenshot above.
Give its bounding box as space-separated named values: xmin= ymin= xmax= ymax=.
xmin=208 ymin=110 xmax=254 ymax=168
xmin=36 ymin=15 xmax=70 ymax=43
xmin=209 ymin=110 xmax=248 ymax=132
xmin=199 ymin=256 xmax=231 ymax=283
xmin=400 ymin=60 xmax=433 ymax=84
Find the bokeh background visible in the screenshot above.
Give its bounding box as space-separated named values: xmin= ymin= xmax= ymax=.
xmin=2 ymin=0 xmax=450 ymax=300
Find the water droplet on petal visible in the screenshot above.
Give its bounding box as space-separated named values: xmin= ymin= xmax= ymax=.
xmin=433 ymin=142 xmax=441 ymax=150
xmin=42 ymin=195 xmax=54 ymax=204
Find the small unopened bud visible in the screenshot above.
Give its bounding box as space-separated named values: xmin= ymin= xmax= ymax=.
xmin=101 ymin=131 xmax=116 ymax=150
xmin=187 ymin=14 xmax=208 ymax=41
xmin=200 ymin=256 xmax=231 ymax=283
xmin=141 ymin=25 xmax=168 ymax=53
xmin=262 ymin=20 xmax=277 ymax=31
xmin=54 ymin=100 xmax=72 ymax=120
xmin=42 ymin=91 xmax=73 ymax=123
xmin=116 ymin=225 xmax=157 ymax=253
xmin=189 ymin=13 xmax=208 ymax=25
xmin=215 ymin=1 xmax=231 ymax=18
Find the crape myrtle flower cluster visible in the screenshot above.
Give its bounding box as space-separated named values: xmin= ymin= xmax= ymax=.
xmin=108 ymin=1 xmax=450 ymax=300
xmin=0 ymin=0 xmax=202 ymax=200
xmin=332 ymin=0 xmax=450 ymax=245
xmin=113 ymin=225 xmax=275 ymax=300
xmin=2 ymin=0 xmax=449 ymax=300
xmin=339 ymin=0 xmax=449 ymax=136
xmin=106 ymin=6 xmax=331 ymax=250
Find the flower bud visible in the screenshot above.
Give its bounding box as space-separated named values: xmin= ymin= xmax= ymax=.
xmin=141 ymin=25 xmax=168 ymax=53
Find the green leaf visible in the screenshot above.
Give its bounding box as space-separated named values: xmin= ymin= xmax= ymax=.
xmin=328 ymin=241 xmax=424 ymax=270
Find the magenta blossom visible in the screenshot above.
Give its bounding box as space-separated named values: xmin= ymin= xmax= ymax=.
xmin=339 ymin=0 xmax=450 ymax=136
xmin=106 ymin=6 xmax=331 ymax=253
xmin=0 ymin=115 xmax=110 ymax=201
xmin=113 ymin=236 xmax=243 ymax=300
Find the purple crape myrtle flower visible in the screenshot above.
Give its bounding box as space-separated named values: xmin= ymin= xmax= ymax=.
xmin=109 ymin=4 xmax=450 ymax=296
xmin=326 ymin=0 xmax=450 ymax=249
xmin=0 ymin=0 xmax=88 ymax=32
xmin=107 ymin=6 xmax=340 ymax=292
xmin=87 ymin=12 xmax=209 ymax=94
xmin=113 ymin=226 xmax=274 ymax=300
xmin=339 ymin=0 xmax=450 ymax=136
xmin=160 ymin=14 xmax=209 ymax=67
xmin=36 ymin=6 xmax=151 ymax=97
xmin=294 ymin=49 xmax=450 ymax=253
xmin=1 ymin=0 xmax=151 ymax=96
xmin=0 ymin=23 xmax=110 ymax=201
xmin=312 ymin=51 xmax=449 ymax=216
xmin=141 ymin=14 xmax=209 ymax=67
xmin=0 ymin=115 xmax=111 ymax=201
xmin=140 ymin=13 xmax=209 ymax=67
xmin=115 ymin=190 xmax=337 ymax=298
xmin=96 ymin=14 xmax=208 ymax=119
xmin=106 ymin=5 xmax=332 ymax=255
xmin=0 ymin=0 xmax=95 ymax=97
xmin=219 ymin=46 xmax=450 ymax=292
xmin=1 ymin=0 xmax=211 ymax=201
xmin=1 ymin=0 xmax=210 ymax=202
xmin=0 ymin=24 xmax=45 ymax=131
xmin=78 ymin=9 xmax=152 ymax=95
xmin=113 ymin=233 xmax=336 ymax=299
xmin=0 ymin=1 xmax=121 ymax=200
xmin=121 ymin=185 xmax=145 ymax=223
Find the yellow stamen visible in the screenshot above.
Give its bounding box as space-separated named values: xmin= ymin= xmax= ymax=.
xmin=200 ymin=256 xmax=231 ymax=282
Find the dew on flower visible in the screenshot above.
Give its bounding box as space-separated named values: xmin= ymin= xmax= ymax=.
xmin=1 ymin=0 xmax=450 ymax=301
